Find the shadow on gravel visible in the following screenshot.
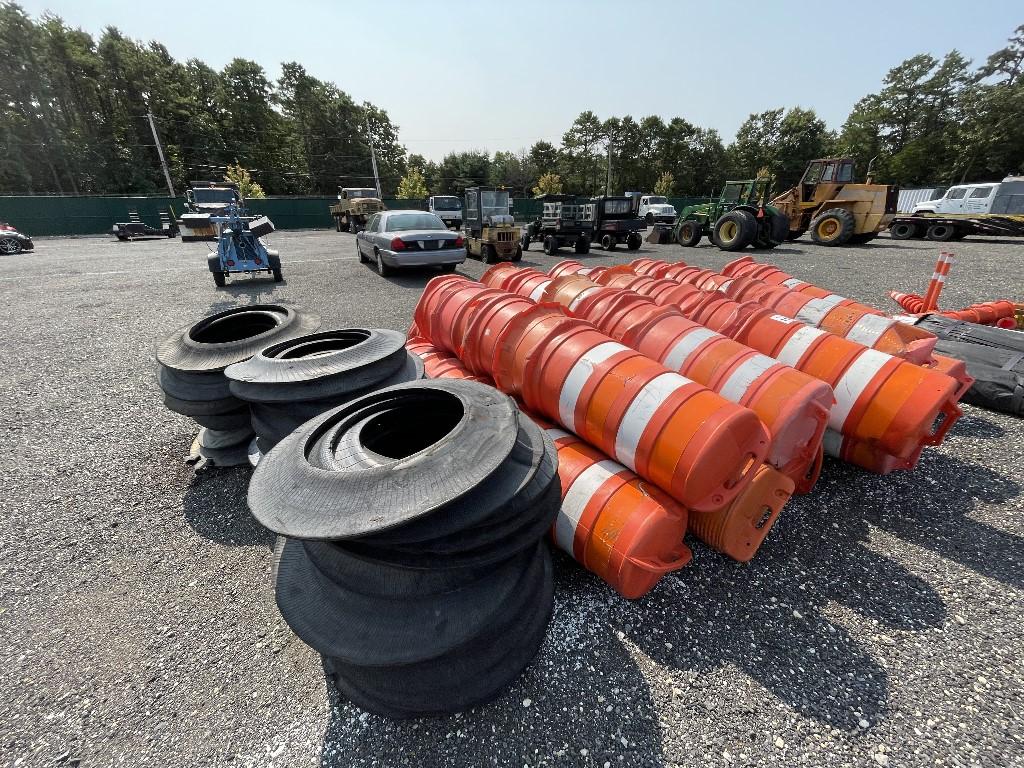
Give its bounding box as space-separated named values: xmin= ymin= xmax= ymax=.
xmin=319 ymin=565 xmax=668 ymax=767
xmin=182 ymin=465 xmax=275 ymax=548
xmin=949 ymin=413 xmax=1006 ymax=439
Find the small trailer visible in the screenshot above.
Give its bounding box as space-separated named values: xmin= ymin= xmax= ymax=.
xmin=112 ymin=207 xmax=178 ymax=240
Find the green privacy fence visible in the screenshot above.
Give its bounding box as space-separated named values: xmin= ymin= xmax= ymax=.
xmin=0 ymin=195 xmax=715 ymax=236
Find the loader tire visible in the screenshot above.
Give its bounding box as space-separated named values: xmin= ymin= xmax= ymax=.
xmin=847 ymin=233 xmax=877 ymax=245
xmin=676 ymin=220 xmax=702 ymax=247
xmin=713 ymin=210 xmax=757 ymax=251
xmin=809 ymin=208 xmax=855 ymax=246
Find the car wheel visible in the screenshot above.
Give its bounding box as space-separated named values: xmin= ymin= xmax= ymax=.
xmin=376 ymin=251 xmax=393 ymax=277
xmin=357 ymin=241 xmax=368 ymax=263
xmin=0 ymin=237 xmax=24 ymax=254
xmin=440 ymin=263 xmax=457 ymax=273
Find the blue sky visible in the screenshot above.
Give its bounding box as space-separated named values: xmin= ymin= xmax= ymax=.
xmin=19 ymin=0 xmax=1023 ymax=160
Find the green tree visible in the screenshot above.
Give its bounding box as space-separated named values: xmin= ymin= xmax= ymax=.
xmin=432 ymin=151 xmax=490 ymax=196
xmin=559 ymin=111 xmax=606 ymax=193
xmin=728 ymin=107 xmax=833 ymax=189
xmin=397 ymin=167 xmax=429 ymax=198
xmin=532 ymin=172 xmax=563 ymax=196
xmin=224 ymin=162 xmax=265 ymax=198
xmin=653 ymin=171 xmax=674 ymax=195
xmin=489 ymin=150 xmax=534 ymax=196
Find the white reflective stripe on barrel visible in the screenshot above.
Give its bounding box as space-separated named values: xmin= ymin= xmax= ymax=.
xmin=558 ymin=341 xmax=630 ymax=431
xmin=776 ymin=325 xmax=828 ymax=367
xmin=845 ymin=313 xmax=896 ymax=346
xmin=782 ymin=278 xmax=806 ymax=289
xmin=529 ymin=280 xmax=552 ymax=302
xmin=662 ymin=327 xmax=719 ymax=371
xmin=795 ymin=295 xmax=845 ymax=326
xmin=718 ymin=354 xmax=779 ymax=403
xmin=828 ymin=349 xmax=893 ymax=430
xmin=614 ymin=371 xmax=692 ymax=471
xmin=555 ymin=459 xmax=624 ymax=556
xmin=717 ymin=279 xmax=733 ymax=293
xmin=568 ymin=286 xmax=602 ymax=311
xmin=822 ymin=429 xmax=844 ymax=458
xmin=545 ymin=427 xmax=573 ymax=442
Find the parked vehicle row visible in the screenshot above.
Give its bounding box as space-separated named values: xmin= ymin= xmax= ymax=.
xmin=0 ymin=222 xmax=33 ymax=254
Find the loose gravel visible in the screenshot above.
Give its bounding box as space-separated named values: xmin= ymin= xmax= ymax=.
xmin=1 ymin=230 xmax=1022 ymax=768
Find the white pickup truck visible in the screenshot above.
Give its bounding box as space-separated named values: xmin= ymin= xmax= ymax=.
xmin=428 ymin=195 xmax=463 ymax=229
xmin=912 ymin=182 xmax=1001 ymax=215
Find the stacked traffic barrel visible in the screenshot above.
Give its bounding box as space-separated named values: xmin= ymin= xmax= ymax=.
xmin=569 ymin=259 xmax=965 ymax=475
xmin=248 ymin=379 xmax=559 ymax=717
xmin=484 ymin=264 xmax=834 ymax=493
xmin=409 ymin=274 xmax=807 ymax=590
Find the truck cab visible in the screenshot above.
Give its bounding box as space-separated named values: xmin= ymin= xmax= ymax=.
xmin=631 ymin=194 xmax=678 ymax=225
xmin=913 ymin=183 xmax=999 ymax=215
xmin=331 ymin=187 xmax=385 ymax=232
xmin=428 ymin=195 xmax=463 ymax=229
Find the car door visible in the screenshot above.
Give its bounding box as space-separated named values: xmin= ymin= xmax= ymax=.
xmin=938 ymin=187 xmax=968 ymax=214
xmin=359 ymin=214 xmax=381 ymax=257
xmin=964 ymin=186 xmax=994 ymax=214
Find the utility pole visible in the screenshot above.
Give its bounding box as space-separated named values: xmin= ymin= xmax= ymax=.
xmin=146 ymin=110 xmax=176 ymax=198
xmin=605 ymin=142 xmax=612 ymax=196
xmin=366 ymin=116 xmax=382 ymax=198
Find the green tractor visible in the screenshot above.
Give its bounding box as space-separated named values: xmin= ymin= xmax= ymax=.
xmin=672 ymin=178 xmax=789 ymax=251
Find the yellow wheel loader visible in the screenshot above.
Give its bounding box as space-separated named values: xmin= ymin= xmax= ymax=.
xmin=770 ymin=158 xmax=898 ymax=246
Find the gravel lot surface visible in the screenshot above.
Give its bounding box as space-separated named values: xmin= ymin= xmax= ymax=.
xmin=2 ymin=229 xmax=1023 ymax=768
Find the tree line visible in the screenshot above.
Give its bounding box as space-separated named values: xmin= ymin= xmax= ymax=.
xmin=1 ymin=4 xmax=1021 ymax=199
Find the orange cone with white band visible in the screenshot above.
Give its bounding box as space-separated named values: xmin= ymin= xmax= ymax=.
xmin=923 ymin=252 xmax=954 ymax=311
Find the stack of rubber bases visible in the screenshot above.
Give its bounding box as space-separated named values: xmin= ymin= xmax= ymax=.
xmin=248 ymin=378 xmax=561 ymax=717
xmin=155 ymin=304 xmax=320 ymax=469
xmin=224 ymin=327 xmax=423 ymax=460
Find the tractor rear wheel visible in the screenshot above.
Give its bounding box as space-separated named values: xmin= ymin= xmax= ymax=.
xmin=600 ymin=234 xmax=615 ymax=250
xmin=888 ymin=222 xmax=919 ymax=240
xmin=713 ymin=210 xmax=757 ymax=251
xmin=676 ymin=221 xmax=702 ymax=247
xmin=926 ymin=223 xmax=956 ymax=242
xmin=809 ymin=208 xmax=855 ymax=246
xmin=213 ymin=271 xmax=226 ymax=288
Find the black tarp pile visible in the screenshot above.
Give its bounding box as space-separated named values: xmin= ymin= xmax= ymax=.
xmin=916 ymin=314 xmax=1024 ymax=416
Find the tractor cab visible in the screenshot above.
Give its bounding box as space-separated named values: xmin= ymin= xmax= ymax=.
xmin=721 ymin=177 xmax=772 ymax=207
xmin=462 ymin=187 xmax=521 ymax=263
xmin=798 ymin=159 xmax=856 ymax=205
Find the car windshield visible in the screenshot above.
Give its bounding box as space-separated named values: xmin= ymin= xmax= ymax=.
xmin=603 ymin=199 xmax=632 ymax=215
xmin=348 ymin=189 xmax=377 ymax=199
xmin=433 ymin=197 xmax=461 ymax=211
xmin=193 ymin=189 xmax=237 ymax=203
xmin=647 ymin=196 xmax=668 ymax=205
xmin=386 ymin=213 xmax=447 ymax=232
xmin=481 ymin=190 xmax=510 ymax=219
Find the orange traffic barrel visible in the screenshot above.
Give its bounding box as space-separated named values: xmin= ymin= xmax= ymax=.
xmin=542 ymin=424 xmax=692 ymax=598
xmin=563 ymin=288 xmax=833 ymax=489
xmin=541 ymin=274 xmax=606 ymax=311
xmin=688 ymin=464 xmax=794 ymax=562
xmin=627 ymin=282 xmax=963 ymax=463
xmin=405 ymin=338 xmax=495 ymax=384
xmin=480 ymin=262 xmax=521 ymax=291
xmin=547 ymin=260 xmax=594 ymax=279
xmin=630 ymin=258 xmax=675 ymax=278
xmin=459 ymin=291 xmax=536 ymax=376
xmin=823 ymin=430 xmax=924 ymax=474
xmin=720 ymin=256 xmax=938 ymax=364
xmin=889 ymin=291 xmax=927 ymax=314
xmin=490 ymin=306 xmax=770 ymax=511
